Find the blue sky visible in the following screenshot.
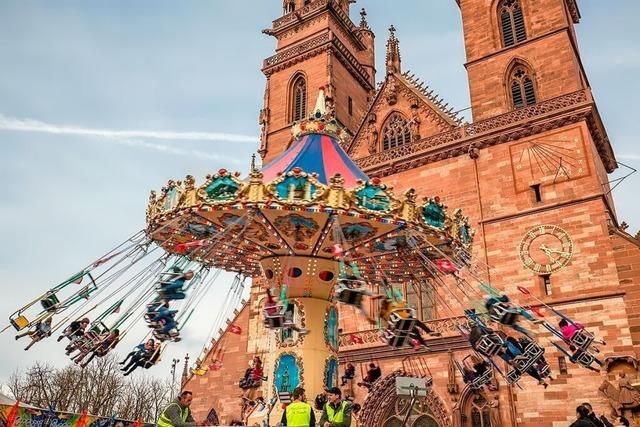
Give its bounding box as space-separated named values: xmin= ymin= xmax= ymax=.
xmin=0 ymin=1 xmax=639 ymax=384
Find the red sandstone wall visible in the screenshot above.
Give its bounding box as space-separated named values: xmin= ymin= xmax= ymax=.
xmin=186 ymin=303 xmax=253 ymax=425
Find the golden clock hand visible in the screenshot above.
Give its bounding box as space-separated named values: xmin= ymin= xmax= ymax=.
xmin=539 ymin=244 xmax=570 ymax=257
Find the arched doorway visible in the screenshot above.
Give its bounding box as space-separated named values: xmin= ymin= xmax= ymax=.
xmin=358 ymin=371 xmax=452 ymax=427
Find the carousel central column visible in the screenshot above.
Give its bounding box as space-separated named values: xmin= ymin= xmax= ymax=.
xmin=261 ymin=255 xmax=341 ymax=406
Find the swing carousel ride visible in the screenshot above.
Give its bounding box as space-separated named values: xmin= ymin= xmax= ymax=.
xmin=4 ymin=89 xmax=607 ymax=411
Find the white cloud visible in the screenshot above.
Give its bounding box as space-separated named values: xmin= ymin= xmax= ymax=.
xmin=0 ymin=114 xmax=259 ymax=143
xmin=0 ymin=114 xmax=258 ymax=163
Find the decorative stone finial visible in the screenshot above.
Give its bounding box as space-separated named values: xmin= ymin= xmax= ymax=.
xmin=386 ymin=25 xmax=401 ymax=75
xmin=359 ymin=8 xmax=369 ymax=29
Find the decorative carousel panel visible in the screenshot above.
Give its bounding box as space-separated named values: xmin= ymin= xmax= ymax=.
xmin=195 ymin=209 xmax=287 ymax=257
xmin=197 ymin=169 xmax=244 ymax=204
xmin=315 ymin=214 xmax=403 ymax=257
xmin=273 ymin=352 xmax=303 ymax=395
xmin=324 ymin=306 xmax=339 ymax=351
xmin=266 ymin=168 xmax=328 ymax=205
xmin=352 ymin=179 xmax=400 ymax=215
xmin=324 ymin=356 xmax=339 ymax=389
xmin=261 ymin=209 xmax=329 ymax=256
xmin=420 ymin=198 xmax=447 ymax=230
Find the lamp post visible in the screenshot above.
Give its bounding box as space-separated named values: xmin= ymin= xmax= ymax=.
xmin=170 ymin=358 xmax=180 ymax=400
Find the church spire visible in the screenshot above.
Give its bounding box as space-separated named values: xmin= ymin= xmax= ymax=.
xmin=386 ymin=25 xmax=401 ymax=75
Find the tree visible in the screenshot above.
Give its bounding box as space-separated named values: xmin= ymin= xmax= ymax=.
xmin=5 ymin=354 xmax=170 ymax=422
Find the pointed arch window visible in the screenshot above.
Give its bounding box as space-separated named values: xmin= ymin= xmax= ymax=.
xmin=509 ymin=65 xmax=537 ymax=109
xmin=291 ymin=75 xmax=307 ymax=122
xmin=469 ymin=395 xmax=492 ymax=427
xmin=381 ymin=113 xmax=412 ymax=151
xmin=499 ymin=0 xmax=527 ymax=47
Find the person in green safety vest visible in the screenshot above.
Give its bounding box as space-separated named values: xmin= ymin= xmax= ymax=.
xmin=157 ymin=391 xmax=196 ymax=427
xmin=320 ymin=387 xmax=352 ymax=427
xmin=281 ymin=387 xmax=316 ymax=426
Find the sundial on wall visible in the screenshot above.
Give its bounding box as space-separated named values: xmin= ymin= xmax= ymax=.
xmin=509 ymin=127 xmax=589 ymax=192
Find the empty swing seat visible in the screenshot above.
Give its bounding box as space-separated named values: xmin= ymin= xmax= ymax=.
xmin=570 ymin=329 xmax=594 ymax=350
xmin=489 ymin=303 xmax=518 ymax=325
xmin=10 ymin=315 xmax=30 ymax=331
xmin=474 ymin=334 xmax=505 ymax=357
xmin=41 ymin=294 xmax=60 ymax=311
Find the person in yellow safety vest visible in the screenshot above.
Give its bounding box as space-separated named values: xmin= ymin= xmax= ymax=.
xmin=281 ymin=387 xmax=316 ymax=426
xmin=157 ymin=391 xmax=197 ymax=427
xmin=320 ymin=387 xmax=352 ymax=427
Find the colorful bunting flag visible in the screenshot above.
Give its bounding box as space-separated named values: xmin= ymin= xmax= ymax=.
xmin=6 ymin=400 xmax=20 ymax=427
xmin=435 ymin=259 xmax=458 ymax=274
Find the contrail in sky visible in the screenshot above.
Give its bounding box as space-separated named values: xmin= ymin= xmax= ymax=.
xmin=0 ymin=114 xmax=259 ymax=143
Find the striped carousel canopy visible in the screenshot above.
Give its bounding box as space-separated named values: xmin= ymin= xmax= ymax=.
xmin=261 ymin=132 xmax=368 ymax=189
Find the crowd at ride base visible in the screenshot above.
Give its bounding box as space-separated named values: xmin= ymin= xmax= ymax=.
xmin=154 ymin=390 xmax=633 ymax=427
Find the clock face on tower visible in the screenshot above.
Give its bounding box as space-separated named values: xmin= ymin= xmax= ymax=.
xmin=518 ymin=224 xmax=573 ymax=274
xmin=509 ymin=127 xmax=590 ymax=193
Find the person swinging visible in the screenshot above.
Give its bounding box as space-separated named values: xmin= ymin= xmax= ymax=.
xmin=15 ymin=317 xmax=53 ymax=351
xmin=158 ymin=270 xmax=194 ymax=301
xmin=379 ymin=291 xmax=440 ymax=349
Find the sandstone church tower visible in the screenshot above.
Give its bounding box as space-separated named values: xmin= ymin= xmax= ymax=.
xmin=258 ymin=0 xmax=376 ymax=162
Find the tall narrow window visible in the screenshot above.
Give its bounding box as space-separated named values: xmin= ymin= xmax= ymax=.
xmin=381 ymin=113 xmax=412 ymax=151
xmin=348 ymin=96 xmax=353 ymax=116
xmin=541 ymin=274 xmax=552 ymax=295
xmin=291 ymin=75 xmax=307 ymax=122
xmin=558 ymin=356 xmax=568 ymax=375
xmin=499 ymin=0 xmax=527 ymax=47
xmin=509 ymin=66 xmax=537 ymax=109
xmin=531 ymin=183 xmax=542 ymax=202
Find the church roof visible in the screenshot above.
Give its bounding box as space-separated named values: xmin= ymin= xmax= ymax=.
xmin=346 ymin=26 xmax=463 ymax=155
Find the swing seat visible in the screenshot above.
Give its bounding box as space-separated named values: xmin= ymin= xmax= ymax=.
xmin=512 ymin=343 xmax=544 ymax=372
xmin=387 ymin=330 xmax=412 ymax=348
xmin=264 ymin=308 xmax=285 ymax=329
xmin=389 ymin=309 xmax=417 ymax=333
xmin=506 ymin=369 xmax=522 ymax=385
xmin=10 ymin=315 xmax=30 ymax=331
xmin=41 ymin=294 xmax=60 ymax=311
xmin=489 ymin=303 xmax=518 ymax=325
xmin=474 ymin=334 xmax=505 ymax=357
xmin=470 ymin=369 xmax=493 ymax=390
xmin=570 ymin=329 xmax=594 ymax=350
xmin=336 ymin=288 xmax=365 ymax=307
xmin=572 ymin=350 xmax=596 ymax=368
